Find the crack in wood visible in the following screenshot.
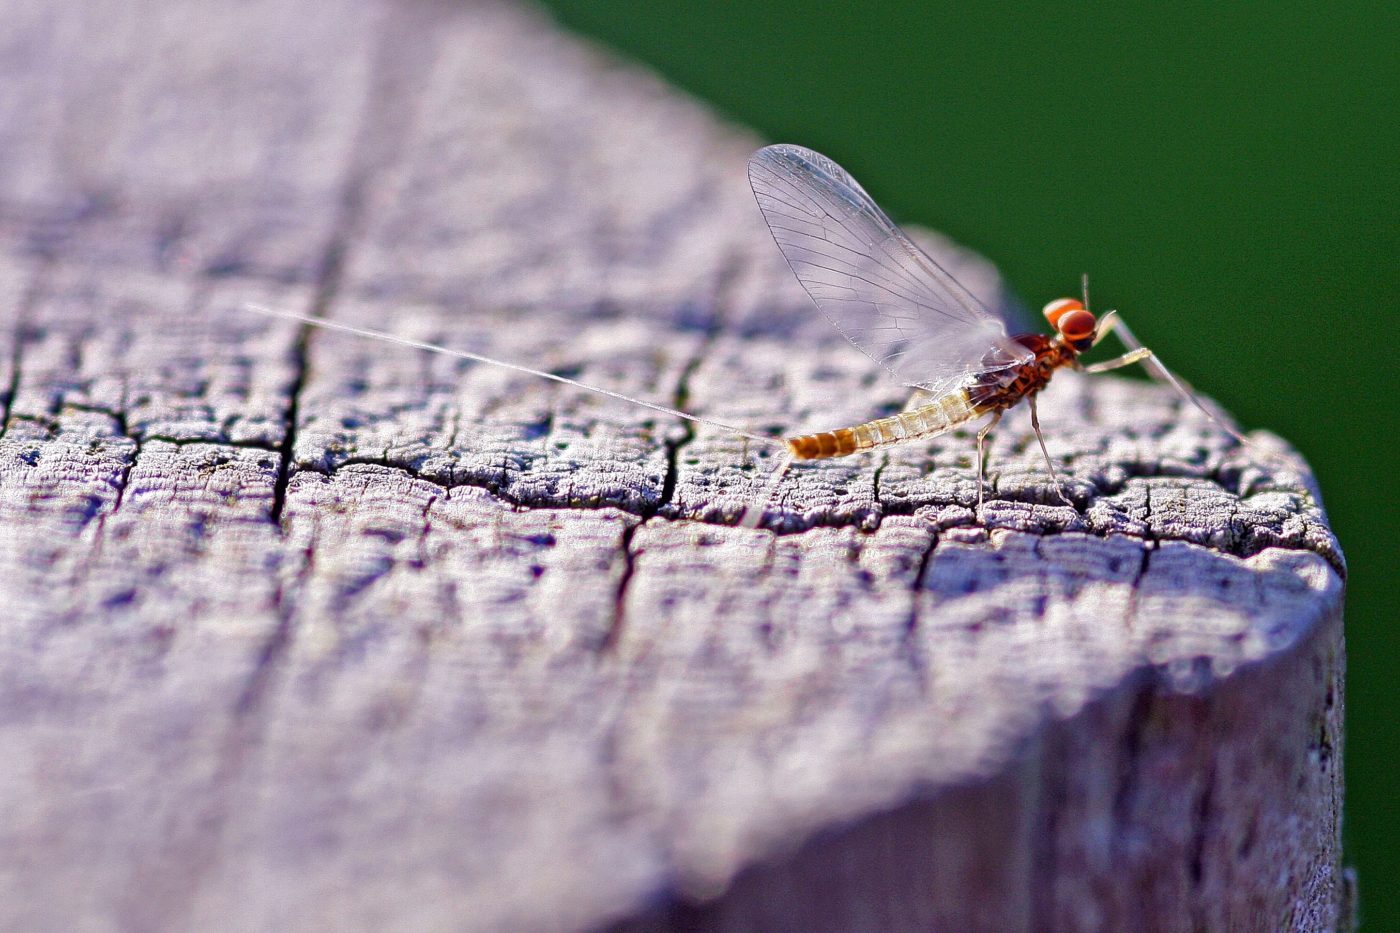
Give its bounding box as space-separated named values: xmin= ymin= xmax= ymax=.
xmin=271 ymin=324 xmax=310 ymax=526
xmin=899 ymin=530 xmax=941 ymax=685
xmin=0 ymin=256 xmax=51 ymax=442
xmin=280 ymin=448 xmax=1337 ymax=570
xmin=600 ymin=519 xmax=642 ymax=655
xmin=1189 ymin=761 xmax=1218 ymax=892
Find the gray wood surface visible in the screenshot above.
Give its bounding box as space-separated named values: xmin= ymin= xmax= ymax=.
xmin=0 ymin=1 xmax=1346 ymax=931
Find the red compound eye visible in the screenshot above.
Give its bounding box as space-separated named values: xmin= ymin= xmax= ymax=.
xmin=1043 ymin=298 xmax=1085 ymax=328
xmin=1057 ymin=308 xmax=1098 ymax=342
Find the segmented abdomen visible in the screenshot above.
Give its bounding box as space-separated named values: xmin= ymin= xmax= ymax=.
xmin=786 ymin=389 xmax=984 ymax=460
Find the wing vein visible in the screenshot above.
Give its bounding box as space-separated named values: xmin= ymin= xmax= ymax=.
xmin=748 ymin=144 xmax=1033 ymax=388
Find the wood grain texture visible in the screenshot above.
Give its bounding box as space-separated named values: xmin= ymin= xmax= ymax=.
xmin=0 ymin=1 xmax=1346 ymax=931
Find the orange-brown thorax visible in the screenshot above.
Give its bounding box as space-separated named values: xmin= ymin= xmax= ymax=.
xmin=966 ymin=333 xmax=1079 ymax=413
xmin=967 ymin=294 xmax=1100 ymax=412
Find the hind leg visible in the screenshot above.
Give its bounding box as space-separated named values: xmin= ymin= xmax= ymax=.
xmin=1086 ymin=314 xmax=1249 ymax=446
xmin=738 ymin=451 xmax=794 ymax=530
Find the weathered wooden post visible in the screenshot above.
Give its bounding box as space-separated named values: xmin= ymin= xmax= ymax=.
xmin=0 ymin=1 xmax=1346 ymax=931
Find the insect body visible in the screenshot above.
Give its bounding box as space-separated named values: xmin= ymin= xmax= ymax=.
xmin=786 ymin=325 xmax=1080 ymax=462
xmin=777 ymin=299 xmax=1100 ymax=509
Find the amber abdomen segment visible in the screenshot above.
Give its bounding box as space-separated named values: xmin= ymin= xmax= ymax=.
xmin=786 ymin=390 xmax=984 ymax=461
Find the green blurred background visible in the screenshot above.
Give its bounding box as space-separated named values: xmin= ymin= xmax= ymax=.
xmin=539 ymin=0 xmax=1396 ymax=923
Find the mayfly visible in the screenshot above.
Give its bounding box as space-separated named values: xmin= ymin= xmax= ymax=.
xmin=743 ymin=144 xmax=1248 ymax=516
xmin=245 ymin=144 xmax=1246 ymax=527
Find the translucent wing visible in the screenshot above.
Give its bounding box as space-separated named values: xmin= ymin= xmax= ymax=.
xmin=748 ymin=144 xmax=1030 ymax=391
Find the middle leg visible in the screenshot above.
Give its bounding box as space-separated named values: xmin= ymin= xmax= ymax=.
xmin=974 ymin=410 xmax=1003 ymax=512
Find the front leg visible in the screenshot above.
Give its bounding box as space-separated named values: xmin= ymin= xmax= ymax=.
xmin=1085 ymin=316 xmax=1249 ymax=446
xmin=1081 ymin=347 xmax=1153 ymax=374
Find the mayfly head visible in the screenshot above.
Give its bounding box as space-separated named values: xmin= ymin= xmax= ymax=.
xmin=1042 ymin=298 xmax=1098 ymax=352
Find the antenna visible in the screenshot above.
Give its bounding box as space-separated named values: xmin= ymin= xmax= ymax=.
xmin=1081 ymin=272 xmax=1092 ymax=313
